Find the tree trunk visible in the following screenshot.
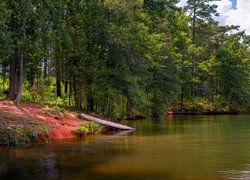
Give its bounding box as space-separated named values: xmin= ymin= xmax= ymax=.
xmin=87 ymin=94 xmax=94 ymax=112
xmin=2 ymin=65 xmax=7 ymax=86
xmin=68 ymin=72 xmax=72 ymax=106
xmin=56 ymin=57 xmax=61 ymax=97
xmin=9 ymin=53 xmax=18 ymax=100
xmin=73 ymin=75 xmax=83 ymax=109
xmin=15 ymin=50 xmax=24 ymax=102
xmin=9 ymin=2 xmax=18 ymax=100
xmin=191 ymin=5 xmax=196 ymax=99
xmin=16 ymin=19 xmax=26 ymax=102
xmin=44 ymin=59 xmax=48 ymax=81
xmin=107 ymin=98 xmax=113 ymax=117
xmin=79 ymin=113 xmax=135 ymax=130
xmin=73 ymin=75 xmax=77 ymax=107
xmin=64 ymin=80 xmax=68 ymax=94
xmin=181 ymin=85 xmax=184 ymax=113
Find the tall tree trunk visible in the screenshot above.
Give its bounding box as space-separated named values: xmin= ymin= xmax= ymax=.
xmin=181 ymin=85 xmax=184 ymax=113
xmin=87 ymin=94 xmax=94 ymax=112
xmin=15 ymin=0 xmax=29 ymax=102
xmin=107 ymin=98 xmax=113 ymax=117
xmin=64 ymin=80 xmax=68 ymax=94
xmin=191 ymin=5 xmax=196 ymax=99
xmin=16 ymin=25 xmax=26 ymax=102
xmin=9 ymin=53 xmax=18 ymax=100
xmin=77 ymin=81 xmax=83 ymax=109
xmin=44 ymin=59 xmax=47 ymax=81
xmin=73 ymin=74 xmax=83 ymax=109
xmin=1 ymin=65 xmax=6 ymax=92
xmin=56 ymin=56 xmax=61 ymax=97
xmin=69 ymin=73 xmax=72 ymax=106
xmin=9 ymin=2 xmax=18 ymax=100
xmin=73 ymin=75 xmax=77 ymax=107
xmin=15 ymin=50 xmax=24 ymax=102
xmin=192 ymin=6 xmax=196 ymax=45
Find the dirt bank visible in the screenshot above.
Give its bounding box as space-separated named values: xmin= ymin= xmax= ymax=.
xmin=0 ymin=100 xmax=87 ymax=144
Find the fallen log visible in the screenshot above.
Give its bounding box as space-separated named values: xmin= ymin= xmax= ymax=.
xmin=79 ymin=113 xmax=135 ymax=130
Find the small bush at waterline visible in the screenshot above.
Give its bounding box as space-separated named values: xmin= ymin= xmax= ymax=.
xmin=73 ymin=121 xmax=103 ymax=136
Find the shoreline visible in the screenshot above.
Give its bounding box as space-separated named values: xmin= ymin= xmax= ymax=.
xmin=0 ymin=101 xmax=87 ymax=146
xmin=168 ymin=111 xmax=240 ymax=116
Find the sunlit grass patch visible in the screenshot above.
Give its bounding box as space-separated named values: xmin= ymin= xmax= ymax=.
xmin=0 ymin=112 xmax=50 ymax=146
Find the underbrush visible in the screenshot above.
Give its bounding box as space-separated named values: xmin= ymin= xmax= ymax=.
xmin=73 ymin=121 xmax=103 ymax=136
xmin=173 ymin=97 xmax=238 ymax=113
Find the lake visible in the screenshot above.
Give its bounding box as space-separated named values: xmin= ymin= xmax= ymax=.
xmin=1 ymin=115 xmax=250 ymax=180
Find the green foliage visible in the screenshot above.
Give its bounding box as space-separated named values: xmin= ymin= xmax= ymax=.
xmin=0 ymin=1 xmax=13 ymax=64
xmin=1 ymin=0 xmax=250 ymax=118
xmin=73 ymin=121 xmax=103 ymax=136
xmin=216 ymin=47 xmax=249 ymax=111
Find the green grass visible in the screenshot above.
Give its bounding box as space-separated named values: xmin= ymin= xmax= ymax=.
xmin=0 ymin=112 xmax=50 ymax=146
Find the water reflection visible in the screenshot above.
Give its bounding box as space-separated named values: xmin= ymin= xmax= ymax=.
xmin=39 ymin=154 xmax=58 ymax=180
xmin=222 ymin=165 xmax=250 ymax=180
xmin=0 ymin=130 xmax=135 ymax=179
xmin=1 ymin=115 xmax=250 ymax=179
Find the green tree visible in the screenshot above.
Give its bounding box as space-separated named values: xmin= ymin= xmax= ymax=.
xmin=185 ymin=0 xmax=219 ymax=98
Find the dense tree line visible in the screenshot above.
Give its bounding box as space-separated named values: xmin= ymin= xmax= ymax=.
xmin=0 ymin=0 xmax=249 ymax=118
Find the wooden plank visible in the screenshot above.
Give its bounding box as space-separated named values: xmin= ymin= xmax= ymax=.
xmin=79 ymin=113 xmax=135 ymax=130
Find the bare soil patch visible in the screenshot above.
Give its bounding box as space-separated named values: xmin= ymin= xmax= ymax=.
xmin=0 ymin=100 xmax=87 ymax=143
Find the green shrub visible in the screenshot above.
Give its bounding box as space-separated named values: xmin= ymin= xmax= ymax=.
xmin=73 ymin=121 xmax=103 ymax=136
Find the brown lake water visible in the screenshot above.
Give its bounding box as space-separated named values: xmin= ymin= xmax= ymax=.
xmin=1 ymin=115 xmax=250 ymax=180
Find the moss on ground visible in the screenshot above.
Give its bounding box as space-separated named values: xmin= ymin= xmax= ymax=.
xmin=0 ymin=112 xmax=50 ymax=146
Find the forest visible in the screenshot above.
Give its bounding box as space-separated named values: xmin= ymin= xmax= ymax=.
xmin=0 ymin=0 xmax=250 ymax=119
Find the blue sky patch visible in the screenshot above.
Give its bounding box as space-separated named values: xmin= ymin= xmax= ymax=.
xmin=231 ymin=0 xmax=237 ymax=9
